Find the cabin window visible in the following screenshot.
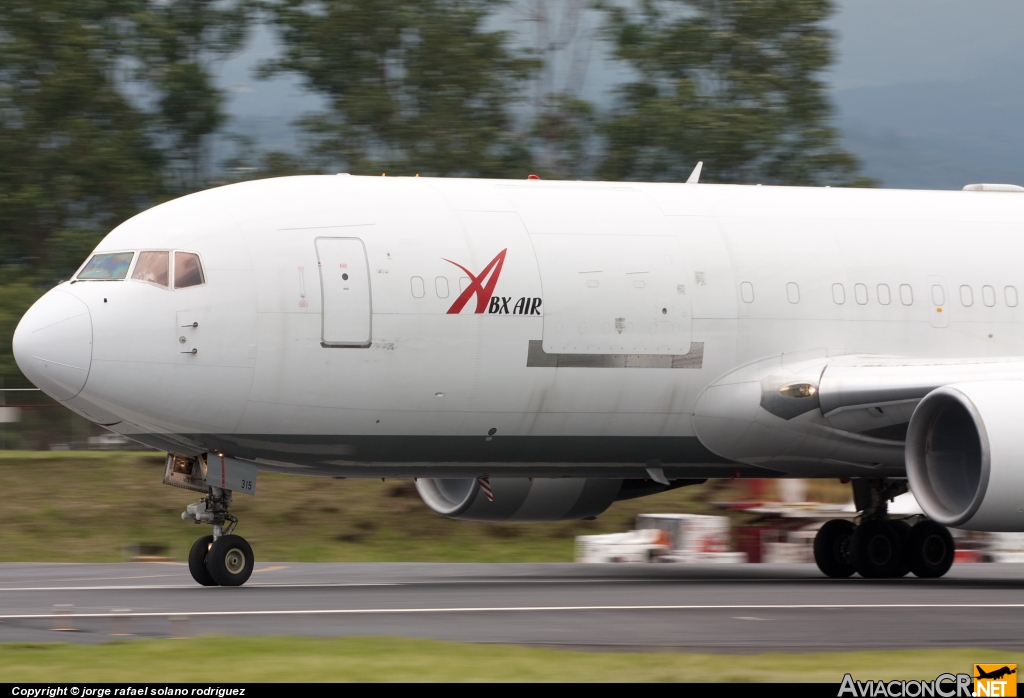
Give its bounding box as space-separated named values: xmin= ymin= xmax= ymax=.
xmin=931 ymin=285 xmax=945 ymax=306
xmin=854 ymin=283 xmax=868 ymax=305
xmin=174 ymin=252 xmax=204 ymax=289
xmin=786 ymin=282 xmax=799 ymax=304
xmin=982 ymin=285 xmax=996 ymax=307
xmin=960 ymin=285 xmax=973 ymax=307
xmin=131 ymin=251 xmax=169 ymax=287
xmin=459 ymin=277 xmax=470 ymax=293
xmin=740 ymin=281 xmax=754 ymax=303
xmin=435 ymin=276 xmax=449 ymax=298
xmin=77 ymin=252 xmax=134 ymax=280
xmin=900 ymin=284 xmax=913 ymax=306
xmin=877 ymin=284 xmax=891 ymax=305
xmin=832 ymin=283 xmax=845 ymax=305
xmin=411 ymin=276 xmax=425 ymax=298
xmin=1006 ymin=286 xmax=1019 ymax=307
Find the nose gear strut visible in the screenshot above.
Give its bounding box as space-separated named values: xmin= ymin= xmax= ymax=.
xmin=182 ymin=488 xmax=238 ymax=539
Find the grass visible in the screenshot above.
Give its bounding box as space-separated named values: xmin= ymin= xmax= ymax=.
xmin=0 ymin=451 xmax=793 ymax=563
xmin=0 ymin=637 xmax=1016 ymax=682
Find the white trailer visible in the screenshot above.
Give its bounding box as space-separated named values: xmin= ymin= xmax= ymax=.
xmin=575 ymin=513 xmax=746 ymax=563
xmin=636 ymin=513 xmax=747 ymax=563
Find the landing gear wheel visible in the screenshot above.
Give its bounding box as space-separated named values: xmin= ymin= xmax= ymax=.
xmin=188 ymin=535 xmax=218 ymax=586
xmin=889 ymin=520 xmax=912 ymax=578
xmin=814 ymin=519 xmax=856 ymax=578
xmin=206 ymin=534 xmax=254 ymax=587
xmin=907 ymin=520 xmax=954 ymax=578
xmin=851 ymin=520 xmax=903 ymax=578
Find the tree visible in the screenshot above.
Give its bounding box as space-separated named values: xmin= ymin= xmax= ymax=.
xmin=598 ymin=0 xmax=869 ymax=185
xmin=0 ymin=1 xmax=251 ymax=392
xmin=0 ymin=0 xmax=253 ymax=268
xmin=130 ymin=0 xmax=253 ymax=188
xmin=260 ymin=0 xmax=538 ymax=177
xmin=0 ymin=0 xmax=165 ymax=268
xmin=530 ymin=93 xmax=598 ymax=179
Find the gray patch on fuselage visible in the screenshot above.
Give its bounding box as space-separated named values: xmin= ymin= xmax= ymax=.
xmin=526 ymin=340 xmax=703 ymax=368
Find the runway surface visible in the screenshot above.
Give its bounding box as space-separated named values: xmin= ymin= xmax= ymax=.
xmin=1 ymin=562 xmax=1023 ymax=650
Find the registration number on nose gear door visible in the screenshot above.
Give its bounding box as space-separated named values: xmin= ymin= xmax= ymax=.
xmin=205 ymin=455 xmax=258 ymax=495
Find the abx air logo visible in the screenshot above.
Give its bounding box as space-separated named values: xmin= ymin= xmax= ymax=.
xmin=444 ymin=249 xmax=542 ymax=316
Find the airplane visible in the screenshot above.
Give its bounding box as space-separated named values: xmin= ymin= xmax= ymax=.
xmin=975 ymin=666 xmax=1017 ymax=681
xmin=12 ymin=170 xmax=1024 ymax=586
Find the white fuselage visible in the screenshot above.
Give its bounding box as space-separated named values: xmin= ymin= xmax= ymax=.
xmin=14 ymin=175 xmax=1024 ymax=480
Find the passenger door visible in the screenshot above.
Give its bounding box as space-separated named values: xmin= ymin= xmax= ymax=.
xmin=316 ymin=237 xmax=372 ymax=347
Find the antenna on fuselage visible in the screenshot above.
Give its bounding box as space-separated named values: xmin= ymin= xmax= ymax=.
xmin=686 ymin=161 xmax=703 ymax=184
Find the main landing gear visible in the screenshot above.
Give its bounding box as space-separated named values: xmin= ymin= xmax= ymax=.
xmin=164 ymin=454 xmax=254 ymax=586
xmin=813 ymin=478 xmax=955 ymax=580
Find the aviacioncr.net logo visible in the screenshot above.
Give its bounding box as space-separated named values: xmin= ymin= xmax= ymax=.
xmin=838 ymin=673 xmax=974 ymax=698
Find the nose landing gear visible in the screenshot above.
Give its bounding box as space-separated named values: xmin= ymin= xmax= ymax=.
xmin=164 ymin=455 xmax=256 ymax=587
xmin=181 ymin=487 xmax=254 ymax=586
xmin=206 ymin=534 xmax=255 ymax=586
xmin=813 ymin=478 xmax=954 ymax=580
xmin=188 ymin=535 xmax=217 ymax=586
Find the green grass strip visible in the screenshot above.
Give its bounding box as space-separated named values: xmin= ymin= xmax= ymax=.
xmin=0 ymin=637 xmax=1018 ymax=682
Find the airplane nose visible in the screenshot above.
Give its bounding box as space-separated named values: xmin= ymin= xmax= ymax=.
xmin=12 ymin=289 xmax=93 ymax=401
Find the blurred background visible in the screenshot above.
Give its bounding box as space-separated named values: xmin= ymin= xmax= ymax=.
xmin=2 ymin=0 xmax=1023 ymax=448
xmin=1 ymin=0 xmax=1022 ymax=565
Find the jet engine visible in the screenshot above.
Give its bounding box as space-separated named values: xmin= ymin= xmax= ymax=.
xmin=906 ymin=381 xmax=1024 ymax=531
xmin=415 ymin=477 xmax=702 ymax=522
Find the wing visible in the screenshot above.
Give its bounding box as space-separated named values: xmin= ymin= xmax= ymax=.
xmin=693 ymin=355 xmax=1024 ymax=530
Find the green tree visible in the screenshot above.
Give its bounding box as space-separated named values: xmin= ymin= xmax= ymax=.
xmin=0 ymin=0 xmax=253 ymax=268
xmin=130 ymin=0 xmax=253 ymax=188
xmin=0 ymin=0 xmax=165 ymax=268
xmin=260 ymin=0 xmax=538 ymax=177
xmin=598 ymin=0 xmax=868 ymax=185
xmin=531 ymin=93 xmax=598 ymax=180
xmin=0 ymin=1 xmax=251 ymax=392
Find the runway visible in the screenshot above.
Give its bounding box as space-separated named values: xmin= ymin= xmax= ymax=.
xmin=1 ymin=562 xmax=1022 ymax=650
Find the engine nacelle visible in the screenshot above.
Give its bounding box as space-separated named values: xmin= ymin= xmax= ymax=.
xmin=906 ymin=381 xmax=1024 ymax=530
xmin=415 ymin=477 xmax=623 ymax=521
xmin=419 ymin=476 xmax=705 ymax=521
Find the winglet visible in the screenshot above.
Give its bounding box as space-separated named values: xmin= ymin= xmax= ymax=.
xmin=686 ymin=161 xmax=703 ymax=184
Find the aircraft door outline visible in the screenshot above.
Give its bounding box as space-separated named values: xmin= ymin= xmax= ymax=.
xmin=316 ymin=237 xmax=372 ymax=347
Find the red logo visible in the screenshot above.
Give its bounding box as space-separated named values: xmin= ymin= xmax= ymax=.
xmin=444 ymin=249 xmax=507 ymax=314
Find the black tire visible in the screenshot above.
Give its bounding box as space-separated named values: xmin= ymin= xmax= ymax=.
xmin=188 ymin=535 xmax=218 ymax=586
xmin=813 ymin=519 xmax=856 ymax=578
xmin=851 ymin=520 xmax=903 ymax=578
xmin=206 ymin=534 xmax=254 ymax=587
xmin=889 ymin=520 xmax=912 ymax=578
xmin=907 ymin=520 xmax=955 ymax=579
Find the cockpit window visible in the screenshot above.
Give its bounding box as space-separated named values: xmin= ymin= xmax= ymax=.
xmin=131 ymin=251 xmax=169 ymax=287
xmin=77 ymin=252 xmax=134 ymax=280
xmin=174 ymin=251 xmax=204 ymax=288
